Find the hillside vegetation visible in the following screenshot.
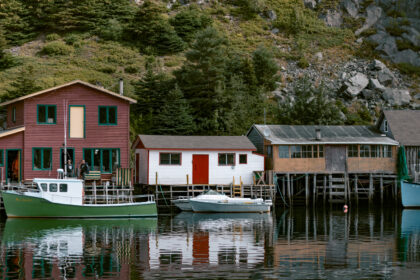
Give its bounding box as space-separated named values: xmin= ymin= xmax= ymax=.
xmin=0 ymin=0 xmax=413 ymax=136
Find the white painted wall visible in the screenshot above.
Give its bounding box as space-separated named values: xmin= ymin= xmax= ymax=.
xmin=135 ymin=149 xmax=264 ymax=185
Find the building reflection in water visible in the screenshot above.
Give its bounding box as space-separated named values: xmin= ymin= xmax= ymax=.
xmin=0 ymin=208 xmax=419 ymax=279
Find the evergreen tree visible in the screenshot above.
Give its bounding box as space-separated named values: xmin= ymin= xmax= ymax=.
xmin=154 ymin=86 xmax=195 ymax=135
xmin=277 ymin=78 xmax=342 ymax=125
xmin=5 ymin=65 xmax=41 ymax=101
xmin=0 ymin=30 xmax=17 ymax=70
xmin=175 ymin=27 xmax=228 ymax=134
xmin=170 ymin=6 xmax=212 ymax=43
xmin=252 ymin=46 xmax=278 ymax=90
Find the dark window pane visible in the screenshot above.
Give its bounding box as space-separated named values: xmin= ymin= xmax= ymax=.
xmin=218 ymin=154 xmax=226 ymax=165
xmin=227 ymin=154 xmax=234 ymax=165
xmin=112 ymin=149 xmax=120 ymax=170
xmin=60 ymin=184 xmax=68 ymax=192
xmin=43 ymin=149 xmax=51 ymax=169
xmin=49 ymin=183 xmax=57 ymax=192
xmin=360 ymin=145 xmax=370 ymax=157
xmin=84 ymin=149 xmax=93 ymax=168
xmin=239 ymin=154 xmax=247 ymax=164
xmin=99 ymin=107 xmax=107 ymax=124
xmin=34 ymin=149 xmax=42 ymax=169
xmin=40 ymin=183 xmax=47 ymax=192
xmin=38 ymin=106 xmax=46 ymax=123
xmin=278 ymin=146 xmax=289 ymax=158
xmin=171 ymin=153 xmax=180 ymax=165
xmin=93 ymin=149 xmax=101 ymax=171
xmin=108 ymin=107 xmax=117 ymax=124
xmin=160 ymin=153 xmax=170 ymax=164
xmin=102 ymin=149 xmax=111 ymax=173
xmin=47 ymin=106 xmax=56 ymax=123
xmin=319 ymin=146 xmax=324 ymax=157
xmin=0 ymin=150 xmax=3 ymax=165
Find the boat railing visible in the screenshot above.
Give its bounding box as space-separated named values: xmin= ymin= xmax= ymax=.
xmin=1 ymin=184 xmax=40 ymax=194
xmin=83 ymin=194 xmax=155 ymax=205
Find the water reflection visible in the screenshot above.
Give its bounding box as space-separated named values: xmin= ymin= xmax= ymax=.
xmin=0 ymin=207 xmax=419 ymax=279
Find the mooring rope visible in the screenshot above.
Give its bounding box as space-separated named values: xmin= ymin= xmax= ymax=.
xmin=274 ymin=174 xmax=289 ymax=207
xmin=159 ymin=184 xmax=169 ymax=206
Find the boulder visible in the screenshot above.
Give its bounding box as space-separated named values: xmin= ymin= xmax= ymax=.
xmin=271 ymin=28 xmax=279 ymax=35
xmin=369 ymin=78 xmax=386 ymax=92
xmin=382 ymin=88 xmax=412 ymax=106
xmin=355 ymin=5 xmax=382 ymax=36
xmin=391 ymin=49 xmax=420 ymax=67
xmin=415 ymin=93 xmax=420 ymax=100
xmin=371 ymin=59 xmax=387 ymax=71
xmin=342 ymin=0 xmax=359 ymax=18
xmin=314 ymin=52 xmax=323 ymax=61
xmin=304 ymin=0 xmax=317 ymax=9
xmin=401 ymin=27 xmax=420 ymax=48
xmin=362 ymin=89 xmax=375 ymax=100
xmin=343 ymin=72 xmax=369 ymax=97
xmin=320 ymin=10 xmax=343 ymax=27
xmin=266 ymin=10 xmax=277 ymax=21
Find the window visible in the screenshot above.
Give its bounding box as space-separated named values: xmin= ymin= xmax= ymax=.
xmin=33 ymin=148 xmax=52 ymax=170
xmin=384 ymin=120 xmax=388 ymax=132
xmin=313 ymin=145 xmax=318 ymax=158
xmin=59 ymin=184 xmax=68 ymax=192
xmin=219 ymin=153 xmax=235 ymax=165
xmin=370 ymin=145 xmax=380 ymax=158
xmin=49 ymin=183 xmax=57 ymax=192
xmin=160 ymin=153 xmax=181 ymax=165
xmin=266 ymin=146 xmax=272 ymax=157
xmin=302 ymin=145 xmax=312 ymax=158
xmin=291 ymin=146 xmax=302 ymax=158
xmin=37 ymin=105 xmax=56 ymax=124
xmin=239 ymin=154 xmax=247 ymax=164
xmin=0 ymin=150 xmax=3 ymax=166
xmin=360 ymin=145 xmax=370 ymax=157
xmin=382 ymin=145 xmax=393 ymax=158
xmin=12 ymin=107 xmax=16 ymax=123
xmin=69 ymin=105 xmax=85 ymax=138
xmin=40 ymin=183 xmax=47 ymax=192
xmin=348 ymin=145 xmax=358 ymax=157
xmin=278 ymin=146 xmax=289 ymax=158
xmin=319 ymin=145 xmax=324 ymax=158
xmin=83 ymin=148 xmax=120 ymax=173
xmin=98 ymin=106 xmax=117 ymax=125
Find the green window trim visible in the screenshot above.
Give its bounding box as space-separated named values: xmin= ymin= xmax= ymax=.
xmin=37 ymin=105 xmax=57 ymax=124
xmin=32 ymin=147 xmax=53 ymax=171
xmin=0 ymin=150 xmax=3 ymax=166
xmin=83 ymin=148 xmax=120 ymax=174
xmin=12 ymin=107 xmax=16 ymax=123
xmin=98 ymin=106 xmax=117 ymax=125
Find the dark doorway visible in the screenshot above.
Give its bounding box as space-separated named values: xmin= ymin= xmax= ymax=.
xmin=6 ymin=149 xmax=21 ymax=184
xmin=325 ymin=146 xmax=346 ymax=172
xmin=61 ymin=148 xmax=75 ymax=176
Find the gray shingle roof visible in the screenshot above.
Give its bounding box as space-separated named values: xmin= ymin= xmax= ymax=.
xmin=252 ymin=125 xmax=399 ymax=145
xmin=136 ymin=135 xmax=257 ymax=150
xmin=384 ymin=110 xmax=420 ymax=146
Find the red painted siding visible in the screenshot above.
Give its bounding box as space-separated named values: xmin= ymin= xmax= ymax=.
xmin=21 ymin=83 xmax=131 ymax=180
xmin=7 ymin=101 xmax=24 ymax=128
xmin=0 ymin=131 xmax=24 ymax=182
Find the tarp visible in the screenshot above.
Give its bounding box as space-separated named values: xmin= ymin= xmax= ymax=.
xmin=398 ymin=146 xmax=409 ymax=181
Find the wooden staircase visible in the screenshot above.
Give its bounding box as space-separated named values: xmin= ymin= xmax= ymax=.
xmin=328 ymin=174 xmax=349 ymax=203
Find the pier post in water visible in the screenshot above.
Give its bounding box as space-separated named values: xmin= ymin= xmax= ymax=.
xmin=305 ymin=174 xmax=309 ymax=206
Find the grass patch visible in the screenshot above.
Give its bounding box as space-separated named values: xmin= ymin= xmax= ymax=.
xmin=39 ymin=41 xmax=73 ymax=56
xmin=396 ymin=63 xmax=420 ymax=76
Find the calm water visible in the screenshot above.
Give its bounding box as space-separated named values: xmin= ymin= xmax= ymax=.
xmin=0 ymin=206 xmax=419 ymax=279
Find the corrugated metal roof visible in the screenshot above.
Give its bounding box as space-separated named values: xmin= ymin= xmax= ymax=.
xmin=137 ymin=135 xmax=257 ymax=150
xmin=253 ymin=125 xmax=399 ymax=145
xmin=384 ymin=110 xmax=420 ymax=146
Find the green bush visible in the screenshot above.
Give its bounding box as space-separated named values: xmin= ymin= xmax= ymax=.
xmin=396 ymin=63 xmax=420 ymax=76
xmin=45 ymin=33 xmax=60 ymax=41
xmin=386 ymin=9 xmax=406 ymax=18
xmin=99 ymin=66 xmax=116 ymax=74
xmin=170 ymin=7 xmax=212 ymax=42
xmin=125 ymin=65 xmax=139 ymax=74
xmin=96 ymin=19 xmax=124 ymax=41
xmin=39 ymin=41 xmax=73 ymax=56
xmin=360 ymin=28 xmax=377 ymax=37
xmin=298 ymin=56 xmax=309 ymax=68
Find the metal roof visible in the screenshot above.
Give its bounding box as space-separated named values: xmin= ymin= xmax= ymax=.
xmin=0 ymin=80 xmax=137 ymax=106
xmin=0 ymin=126 xmax=25 ymax=138
xmin=383 ymin=110 xmax=420 ymax=146
xmin=135 ymin=135 xmax=257 ymax=150
xmin=252 ymin=124 xmax=399 ymax=145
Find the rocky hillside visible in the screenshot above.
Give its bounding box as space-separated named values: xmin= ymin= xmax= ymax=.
xmin=0 ymin=0 xmax=418 ymax=134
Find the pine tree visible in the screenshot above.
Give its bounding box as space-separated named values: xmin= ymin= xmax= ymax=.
xmin=252 ymin=46 xmax=278 ymax=91
xmin=0 ymin=30 xmax=17 ymax=70
xmin=154 ymin=86 xmax=195 ymax=135
xmin=5 ymin=65 xmax=41 ymax=101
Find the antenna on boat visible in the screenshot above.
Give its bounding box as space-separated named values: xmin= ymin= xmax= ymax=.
xmin=63 ymin=100 xmax=67 ymax=179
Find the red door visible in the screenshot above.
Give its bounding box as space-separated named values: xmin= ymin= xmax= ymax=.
xmin=193 ymin=155 xmax=209 ymax=184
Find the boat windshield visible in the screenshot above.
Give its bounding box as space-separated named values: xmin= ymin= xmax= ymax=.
xmin=203 ymin=190 xmax=223 ymax=195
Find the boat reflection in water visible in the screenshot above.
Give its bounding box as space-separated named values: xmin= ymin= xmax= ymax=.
xmin=0 ymin=218 xmax=157 ymax=279
xmin=399 ymin=210 xmax=420 ymax=263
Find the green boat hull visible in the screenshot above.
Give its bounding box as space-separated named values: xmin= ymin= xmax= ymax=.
xmin=1 ymin=191 xmax=157 ymax=218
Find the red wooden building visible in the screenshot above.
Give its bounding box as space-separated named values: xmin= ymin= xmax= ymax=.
xmin=0 ymin=80 xmax=136 ymax=183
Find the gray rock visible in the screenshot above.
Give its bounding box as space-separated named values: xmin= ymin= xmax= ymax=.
xmin=266 ymin=10 xmax=277 ymax=21
xmin=314 ymin=52 xmax=323 ymax=61
xmin=401 ymin=27 xmax=420 ymax=48
xmin=375 ymin=35 xmax=397 ymax=57
xmin=369 ymin=78 xmax=386 ymax=92
xmin=342 ymin=0 xmax=359 ymax=18
xmin=355 ymin=5 xmax=382 ymax=36
xmin=271 ymin=28 xmax=279 ymax=34
xmin=362 ymin=89 xmax=375 ymax=100
xmin=382 ymin=88 xmax=412 ymax=106
xmin=391 ymin=49 xmax=420 ymax=67
xmin=377 ymin=68 xmax=397 ymax=87
xmin=371 ymin=59 xmax=387 ymax=71
xmin=320 ymin=10 xmax=343 ymax=27
xmin=304 ymin=0 xmax=317 ymax=9
xmin=415 ymin=93 xmax=420 ymax=100
xmin=343 ymin=72 xmax=369 ymax=97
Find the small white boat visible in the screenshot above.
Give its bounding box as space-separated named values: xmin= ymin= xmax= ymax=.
xmin=172 ymin=196 xmax=193 ymax=211
xmin=189 ymin=190 xmax=272 ymax=213
xmin=401 ymin=181 xmax=420 ymax=208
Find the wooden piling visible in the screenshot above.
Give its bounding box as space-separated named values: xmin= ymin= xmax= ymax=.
xmin=313 ymin=174 xmax=316 ymax=206
xmin=305 ymin=174 xmax=309 ymax=206
xmin=323 ymin=175 xmax=327 ymax=204
xmin=380 ymin=175 xmax=383 ymax=205
xmin=287 ymin=173 xmax=291 ymax=206
xmin=354 ymin=174 xmax=358 ymax=204
xmin=369 ymin=173 xmax=373 ymax=202
xmin=329 ymin=174 xmax=332 ymax=203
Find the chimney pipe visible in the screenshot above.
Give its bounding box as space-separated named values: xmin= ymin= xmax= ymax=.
xmin=119 ymin=78 xmax=124 ymax=95
xmin=315 ymin=128 xmax=321 ymax=140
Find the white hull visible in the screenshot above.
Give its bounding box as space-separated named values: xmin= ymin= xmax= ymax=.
xmin=190 ymin=199 xmax=271 ymax=213
xmin=173 ymin=198 xmax=193 ymax=211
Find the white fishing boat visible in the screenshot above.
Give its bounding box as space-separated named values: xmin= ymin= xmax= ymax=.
xmin=188 ymin=190 xmax=272 ymax=213
xmin=172 ymin=196 xmax=193 ymax=211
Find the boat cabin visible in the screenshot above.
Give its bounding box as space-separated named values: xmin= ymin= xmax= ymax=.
xmin=32 ymin=178 xmax=84 ymax=205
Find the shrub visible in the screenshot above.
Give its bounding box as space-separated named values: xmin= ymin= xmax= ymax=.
xmin=99 ymin=66 xmax=116 ymax=74
xmin=39 ymin=41 xmax=73 ymax=56
xmin=298 ymin=56 xmax=309 ymax=68
xmin=170 ymin=7 xmax=212 ymax=42
xmin=45 ymin=33 xmax=60 ymax=41
xmin=386 ymin=22 xmax=406 ymax=36
xmin=125 ymin=65 xmax=139 ymax=74
xmin=396 ymin=63 xmax=420 ymax=76
xmin=360 ymin=28 xmax=377 ymax=37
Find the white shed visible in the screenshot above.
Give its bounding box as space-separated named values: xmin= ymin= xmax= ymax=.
xmin=132 ymin=135 xmax=264 ymax=185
